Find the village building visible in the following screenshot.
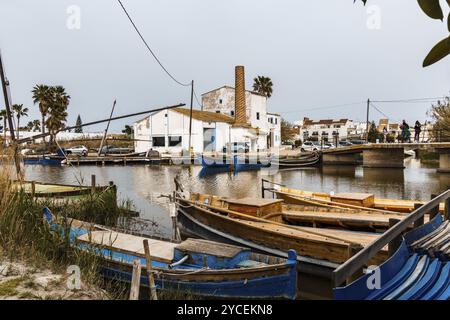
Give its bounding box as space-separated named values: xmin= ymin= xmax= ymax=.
xmin=133 ymin=66 xmax=281 ymax=154
xmin=298 ymin=117 xmax=353 ymax=142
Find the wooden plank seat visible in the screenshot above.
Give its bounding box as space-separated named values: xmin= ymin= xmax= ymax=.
xmin=77 ymin=231 xmax=177 ymax=263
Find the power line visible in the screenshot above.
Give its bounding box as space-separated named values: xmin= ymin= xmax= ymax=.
xmin=281 ymin=102 xmax=364 ymax=114
xmin=371 ymin=96 xmax=445 ymax=103
xmin=370 ymin=102 xmax=391 ymax=119
xmin=117 ymin=0 xmax=191 ymax=87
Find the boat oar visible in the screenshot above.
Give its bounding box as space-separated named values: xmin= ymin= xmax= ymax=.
xmin=177 ymin=197 xmax=356 ymax=245
xmin=143 ymin=239 xmax=158 ymax=300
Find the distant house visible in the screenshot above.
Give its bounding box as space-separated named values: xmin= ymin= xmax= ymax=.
xmin=133 ymin=66 xmax=281 ymax=154
xmin=299 ymin=117 xmax=353 ymax=142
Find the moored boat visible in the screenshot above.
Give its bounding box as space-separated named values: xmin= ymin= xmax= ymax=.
xmin=201 ymin=155 xmax=271 ymax=172
xmin=45 ymin=208 xmax=298 ymax=299
xmin=271 ymin=152 xmax=321 ymax=169
xmin=267 ymin=184 xmax=445 ymax=213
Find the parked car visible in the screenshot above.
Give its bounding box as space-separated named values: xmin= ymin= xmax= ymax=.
xmin=222 ymin=142 xmax=250 ymax=153
xmin=65 ymin=145 xmax=88 ymax=156
xmin=338 ymin=140 xmax=353 ymax=147
xmin=348 ymin=140 xmax=366 ymax=145
xmin=99 ymin=145 xmax=132 ymax=155
xmin=324 ymin=142 xmax=335 ymax=149
xmin=300 ymin=141 xmax=322 ymax=152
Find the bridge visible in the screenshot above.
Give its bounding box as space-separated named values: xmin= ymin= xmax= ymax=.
xmin=321 ymin=142 xmax=450 ymax=171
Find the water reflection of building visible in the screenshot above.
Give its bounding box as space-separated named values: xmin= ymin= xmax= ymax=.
xmin=363 ymin=167 xmax=405 ymax=185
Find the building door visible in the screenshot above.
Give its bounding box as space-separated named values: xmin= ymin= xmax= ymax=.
xmin=203 ymin=128 xmax=216 ymax=152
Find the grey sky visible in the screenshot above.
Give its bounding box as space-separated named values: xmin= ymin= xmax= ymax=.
xmin=1 ymin=0 xmax=449 ymax=132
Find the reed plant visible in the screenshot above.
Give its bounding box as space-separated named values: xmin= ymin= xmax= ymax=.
xmin=0 ymin=148 xmax=131 ymax=299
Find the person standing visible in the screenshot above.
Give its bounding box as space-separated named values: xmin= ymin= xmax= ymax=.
xmin=401 ymin=120 xmax=411 ymax=143
xmin=382 ymin=126 xmax=388 ymax=143
xmin=414 ymin=121 xmax=421 ymax=143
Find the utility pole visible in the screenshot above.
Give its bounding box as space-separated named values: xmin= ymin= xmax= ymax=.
xmin=365 ymin=98 xmax=370 ymax=142
xmin=98 ymin=99 xmax=117 ymax=156
xmin=188 ymin=80 xmax=194 ymax=155
xmin=0 ymin=50 xmax=21 ymax=177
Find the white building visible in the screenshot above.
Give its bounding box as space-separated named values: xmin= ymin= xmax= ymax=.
xmin=299 ymin=117 xmax=352 ymax=142
xmin=134 ymin=66 xmax=281 ymax=154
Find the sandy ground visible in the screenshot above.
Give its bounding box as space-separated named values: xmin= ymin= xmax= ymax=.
xmin=0 ymin=257 xmax=108 ymax=300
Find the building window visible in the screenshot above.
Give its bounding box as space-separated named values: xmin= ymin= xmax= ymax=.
xmin=169 ymin=136 xmax=182 ymax=147
xmin=256 ymin=112 xmax=260 ymax=120
xmin=219 ymin=99 xmax=223 ymax=104
xmin=230 ymin=110 xmax=235 ymax=116
xmin=152 ymin=136 xmax=165 ymax=147
xmin=216 ymin=110 xmax=220 ymax=114
xmin=275 ymin=118 xmax=277 ymax=125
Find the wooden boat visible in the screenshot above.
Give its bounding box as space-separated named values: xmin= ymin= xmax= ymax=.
xmin=175 ymin=193 xmax=388 ymax=267
xmin=23 ymin=155 xmax=64 ymax=166
xmin=269 ymin=185 xmax=445 ymax=213
xmin=200 ymin=155 xmax=271 ymax=172
xmin=271 ymin=152 xmax=320 ymax=169
xmin=45 ymin=209 xmax=298 ymax=299
xmin=13 ymin=180 xmax=113 ymax=198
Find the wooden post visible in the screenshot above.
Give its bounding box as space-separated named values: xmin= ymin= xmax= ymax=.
xmin=413 ymin=203 xmax=424 ymax=228
xmin=261 ymin=179 xmax=265 ymax=198
xmin=445 ymin=197 xmax=450 ymax=221
xmin=430 ymin=194 xmax=439 ymax=219
xmin=91 ymin=174 xmax=96 ymax=194
xmin=345 ymin=244 xmax=364 ymax=285
xmin=143 ymin=239 xmax=158 ymax=300
xmin=129 ymin=259 xmax=141 ymax=300
xmin=31 ymin=181 xmax=36 ymax=198
xmin=388 ymin=218 xmax=401 ymax=257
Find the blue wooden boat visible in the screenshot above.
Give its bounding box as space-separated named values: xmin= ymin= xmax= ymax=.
xmin=200 ymin=155 xmax=271 ymax=172
xmin=334 ymin=214 xmax=450 ymax=300
xmin=44 ymin=208 xmax=297 ymax=299
xmin=23 ymin=155 xmax=63 ymax=166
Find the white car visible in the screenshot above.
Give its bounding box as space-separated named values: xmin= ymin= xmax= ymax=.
xmin=65 ymin=145 xmax=88 ymax=156
xmin=300 ymin=141 xmax=322 ymax=152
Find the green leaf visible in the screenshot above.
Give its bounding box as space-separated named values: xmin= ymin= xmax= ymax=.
xmin=418 ymin=0 xmax=444 ymax=20
xmin=423 ymin=36 xmax=450 ymax=67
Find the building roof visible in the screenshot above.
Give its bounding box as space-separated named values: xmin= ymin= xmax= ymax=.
xmin=302 ymin=117 xmax=350 ymax=126
xmin=172 ymin=108 xmax=235 ymax=124
xmin=201 ymin=85 xmax=267 ymax=98
xmin=267 ymin=112 xmax=280 ymax=116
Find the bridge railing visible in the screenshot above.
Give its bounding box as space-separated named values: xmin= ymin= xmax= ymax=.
xmin=332 ymin=188 xmax=450 ymax=287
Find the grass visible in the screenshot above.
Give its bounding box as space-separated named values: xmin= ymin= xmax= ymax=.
xmin=0 ymin=277 xmax=25 ymax=297
xmin=0 ymin=146 xmax=132 ymax=299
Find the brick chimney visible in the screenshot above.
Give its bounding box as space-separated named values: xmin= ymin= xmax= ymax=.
xmin=234 ymin=65 xmax=247 ymax=125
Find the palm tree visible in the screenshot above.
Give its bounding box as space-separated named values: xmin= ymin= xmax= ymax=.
xmin=12 ymin=104 xmax=29 ymax=138
xmin=252 ymin=76 xmax=273 ymax=98
xmin=32 ymin=84 xmax=51 ymax=136
xmin=0 ymin=109 xmax=7 ymax=140
xmin=32 ymin=119 xmax=41 ymax=132
xmin=46 ymin=86 xmax=70 ymax=143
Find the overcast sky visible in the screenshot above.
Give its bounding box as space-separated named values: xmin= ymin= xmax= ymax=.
xmin=0 ymin=0 xmax=449 ymax=132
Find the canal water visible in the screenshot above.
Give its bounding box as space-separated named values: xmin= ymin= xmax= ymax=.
xmin=24 ymin=157 xmax=446 ymax=238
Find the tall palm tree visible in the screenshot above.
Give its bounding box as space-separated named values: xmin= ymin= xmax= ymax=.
xmin=46 ymin=86 xmax=70 ymax=143
xmin=32 ymin=84 xmax=51 ymax=136
xmin=12 ymin=104 xmax=29 ymax=138
xmin=0 ymin=109 xmax=7 ymax=140
xmin=252 ymin=76 xmax=273 ymax=98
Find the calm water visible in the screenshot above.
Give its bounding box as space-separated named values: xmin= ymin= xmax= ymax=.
xmin=24 ymin=157 xmax=446 ymax=237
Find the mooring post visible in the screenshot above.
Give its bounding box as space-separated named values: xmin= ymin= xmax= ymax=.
xmin=91 ymin=174 xmax=96 ymax=194
xmin=31 ymin=181 xmax=36 ymax=198
xmin=445 ymin=197 xmax=450 ymax=221
xmin=430 ymin=194 xmax=439 ymax=219
xmin=261 ymin=179 xmax=265 ymax=198
xmin=388 ymin=218 xmax=401 ymax=257
xmin=129 ymin=259 xmax=141 ymax=300
xmin=413 ymin=203 xmax=424 ymax=228
xmin=143 ymin=239 xmax=158 ymax=300
xmin=345 ymin=243 xmax=364 ymax=285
